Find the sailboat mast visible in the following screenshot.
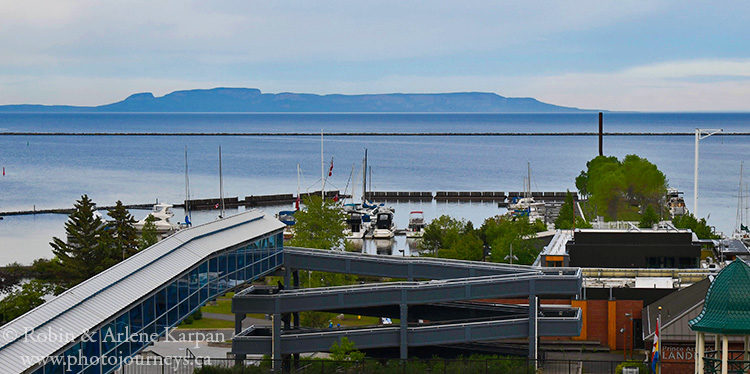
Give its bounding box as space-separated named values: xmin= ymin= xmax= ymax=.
xmin=527 ymin=162 xmax=531 ymax=198
xmin=184 ymin=146 xmax=191 ymax=221
xmin=297 ymin=163 xmax=301 ymax=201
xmin=738 ymin=162 xmax=744 ymax=231
xmin=219 ymin=146 xmax=225 ymax=218
xmin=362 ymin=149 xmax=368 ymax=203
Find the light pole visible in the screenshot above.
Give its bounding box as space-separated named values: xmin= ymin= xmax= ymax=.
xmin=625 ymin=312 xmax=633 ymax=360
xmin=694 ymin=128 xmax=722 ymax=218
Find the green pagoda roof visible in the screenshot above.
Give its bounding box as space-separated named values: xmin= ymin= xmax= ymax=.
xmin=690 ymin=259 xmax=750 ymax=334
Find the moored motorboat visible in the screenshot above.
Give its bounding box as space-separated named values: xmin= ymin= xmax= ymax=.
xmin=134 ymin=203 xmax=180 ymax=239
xmin=373 ymin=208 xmax=396 ymax=239
xmin=276 ymin=210 xmax=297 ymax=240
xmin=406 ymin=211 xmax=425 ymax=238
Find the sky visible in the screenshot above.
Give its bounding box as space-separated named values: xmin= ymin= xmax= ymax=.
xmin=0 ymin=1 xmax=748 ymax=111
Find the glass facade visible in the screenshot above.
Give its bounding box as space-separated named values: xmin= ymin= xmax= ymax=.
xmin=32 ymin=231 xmax=283 ymax=374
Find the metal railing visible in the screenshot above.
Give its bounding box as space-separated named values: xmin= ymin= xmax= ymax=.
xmin=119 ymin=356 xmax=695 ymax=374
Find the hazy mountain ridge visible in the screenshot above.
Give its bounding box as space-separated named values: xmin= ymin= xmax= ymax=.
xmin=0 ymin=88 xmax=589 ymax=112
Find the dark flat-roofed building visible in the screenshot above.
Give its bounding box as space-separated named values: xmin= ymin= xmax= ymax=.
xmin=566 ymin=228 xmax=702 ymax=268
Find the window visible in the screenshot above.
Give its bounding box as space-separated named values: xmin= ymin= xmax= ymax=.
xmin=142 ymin=295 xmax=155 ymax=327
xmin=167 ymin=282 xmax=179 ymax=310
xmin=129 ymin=304 xmax=143 ymax=333
xmin=156 ymin=288 xmax=167 ymax=317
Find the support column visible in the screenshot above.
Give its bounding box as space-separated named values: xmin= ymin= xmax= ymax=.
xmin=234 ymin=313 xmax=246 ymax=366
xmin=715 ymin=334 xmax=720 ymax=351
xmin=400 ymin=303 xmax=408 ymax=360
xmin=272 ymin=313 xmax=282 ymax=372
xmin=721 ymin=335 xmax=728 ymax=374
xmin=528 ymin=280 xmax=538 ymax=368
xmin=696 ymin=332 xmax=704 ymax=374
xmin=292 ymin=270 xmax=300 ymax=368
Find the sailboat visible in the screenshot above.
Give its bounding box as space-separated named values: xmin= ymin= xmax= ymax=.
xmin=507 ymin=162 xmax=546 ymax=223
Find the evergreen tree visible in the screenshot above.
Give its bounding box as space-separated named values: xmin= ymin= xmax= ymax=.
xmin=139 ymin=215 xmax=160 ymax=250
xmin=49 ymin=195 xmax=116 ymax=286
xmin=107 ymin=201 xmax=140 ymax=259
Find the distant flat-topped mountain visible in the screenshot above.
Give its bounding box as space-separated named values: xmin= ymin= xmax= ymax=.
xmin=0 ymin=88 xmax=588 ymax=113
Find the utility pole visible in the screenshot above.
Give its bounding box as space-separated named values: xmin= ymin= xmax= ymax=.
xmin=694 ymin=128 xmax=722 ymax=218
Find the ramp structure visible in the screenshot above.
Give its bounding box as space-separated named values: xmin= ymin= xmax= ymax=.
xmin=232 ymin=247 xmax=583 ymax=364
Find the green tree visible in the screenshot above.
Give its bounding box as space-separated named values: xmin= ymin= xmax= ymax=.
xmin=673 ymin=213 xmax=720 ymax=239
xmin=49 ymin=195 xmax=118 ymax=287
xmin=330 ymin=337 xmax=365 ymax=361
xmin=0 ymin=262 xmax=26 ymax=294
xmin=139 ymin=215 xmax=159 ymax=250
xmin=287 ymin=195 xmax=346 ymax=250
xmin=0 ymin=280 xmax=60 ymax=325
xmin=576 ymin=155 xmax=667 ymax=221
xmin=107 ymin=200 xmax=140 ymax=259
xmin=554 ymin=191 xmax=594 ymax=229
xmin=420 ymin=215 xmax=483 ymax=260
xmin=482 ymin=216 xmax=546 ymax=265
xmin=639 ymin=205 xmax=660 ymax=228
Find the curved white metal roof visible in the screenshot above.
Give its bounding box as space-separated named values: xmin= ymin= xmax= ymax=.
xmin=0 ymin=210 xmax=284 ymax=374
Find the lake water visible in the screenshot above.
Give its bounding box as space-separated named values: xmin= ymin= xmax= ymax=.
xmin=0 ymin=112 xmax=748 ymax=265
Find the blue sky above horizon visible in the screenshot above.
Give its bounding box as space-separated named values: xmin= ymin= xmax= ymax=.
xmin=0 ymin=1 xmax=748 ymax=111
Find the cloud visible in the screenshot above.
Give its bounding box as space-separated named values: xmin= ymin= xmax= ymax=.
xmin=0 ymin=0 xmax=661 ymax=67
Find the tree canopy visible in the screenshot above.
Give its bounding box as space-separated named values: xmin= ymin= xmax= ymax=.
xmin=287 ymin=195 xmax=346 ymax=250
xmin=576 ymin=155 xmax=667 ymax=221
xmin=672 ymin=213 xmax=720 ymax=239
xmin=481 ymin=216 xmax=546 ymax=265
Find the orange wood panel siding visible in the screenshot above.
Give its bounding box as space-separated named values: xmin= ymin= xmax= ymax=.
xmin=607 ymin=300 xmax=617 ymax=350
xmin=570 ymin=300 xmax=587 ymax=340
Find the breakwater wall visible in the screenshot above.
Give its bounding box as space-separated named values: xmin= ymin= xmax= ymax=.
xmin=0 ymin=190 xmax=576 ymax=216
xmin=3 ymin=132 xmax=750 ymax=137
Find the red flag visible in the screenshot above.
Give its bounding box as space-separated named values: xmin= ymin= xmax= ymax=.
xmin=328 ymin=158 xmax=334 ymax=177
xmin=333 ymin=194 xmax=339 ymax=202
xmin=214 ymin=203 xmax=219 ymax=209
xmin=295 ymin=195 xmax=300 ymax=210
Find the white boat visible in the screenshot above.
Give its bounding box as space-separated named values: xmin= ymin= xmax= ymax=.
xmin=667 ymin=188 xmax=687 ymax=217
xmin=344 ymin=211 xmax=370 ymax=240
xmin=507 ymin=162 xmax=546 ymax=223
xmin=373 ymin=209 xmax=396 ymax=239
xmin=134 ymin=203 xmax=180 ymax=239
xmin=406 ymin=211 xmax=425 ymax=238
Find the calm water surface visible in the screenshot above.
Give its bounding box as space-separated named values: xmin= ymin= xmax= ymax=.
xmin=0 ymin=113 xmax=748 ymax=264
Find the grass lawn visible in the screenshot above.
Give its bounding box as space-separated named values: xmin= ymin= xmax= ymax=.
xmin=178 ymin=317 xmax=234 ymax=329
xmin=333 ymin=315 xmax=398 ymax=327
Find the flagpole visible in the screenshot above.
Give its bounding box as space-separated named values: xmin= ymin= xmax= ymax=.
xmin=657 ymin=306 xmax=662 ymax=374
xmin=321 ymin=130 xmax=324 ymax=199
